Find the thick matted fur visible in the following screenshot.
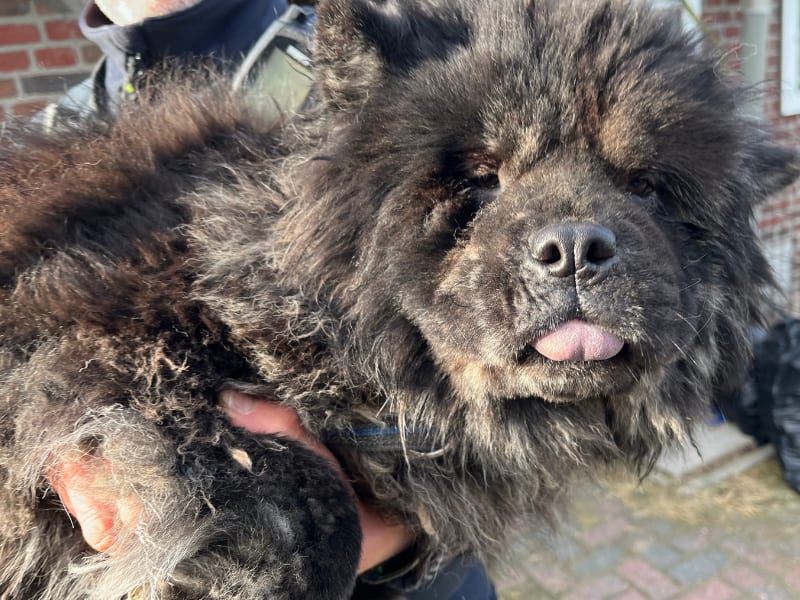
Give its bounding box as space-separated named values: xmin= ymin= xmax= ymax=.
xmin=0 ymin=1 xmax=797 ymax=599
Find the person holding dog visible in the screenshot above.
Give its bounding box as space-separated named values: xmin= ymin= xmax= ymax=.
xmin=46 ymin=2 xmax=498 ymax=598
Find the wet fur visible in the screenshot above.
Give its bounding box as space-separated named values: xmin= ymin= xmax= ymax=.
xmin=1 ymin=1 xmax=797 ymax=599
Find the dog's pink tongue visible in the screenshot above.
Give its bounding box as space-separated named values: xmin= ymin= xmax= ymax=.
xmin=534 ymin=320 xmax=624 ymax=362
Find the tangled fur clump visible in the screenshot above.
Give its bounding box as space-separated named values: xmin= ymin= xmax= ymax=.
xmin=1 ymin=0 xmax=798 ymax=598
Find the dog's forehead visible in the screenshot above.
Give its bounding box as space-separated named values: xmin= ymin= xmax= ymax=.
xmin=389 ymin=0 xmax=737 ymax=177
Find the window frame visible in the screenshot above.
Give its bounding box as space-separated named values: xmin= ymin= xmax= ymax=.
xmin=652 ymin=0 xmax=703 ymax=30
xmin=782 ymin=0 xmax=800 ymax=115
xmin=684 ymin=0 xmax=702 ymax=30
xmin=682 ymin=0 xmax=702 ymax=20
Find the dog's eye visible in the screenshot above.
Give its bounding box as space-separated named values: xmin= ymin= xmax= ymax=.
xmin=628 ymin=174 xmax=656 ymax=197
xmin=463 ymin=152 xmax=501 ymax=190
xmin=467 ymin=165 xmax=500 ymax=189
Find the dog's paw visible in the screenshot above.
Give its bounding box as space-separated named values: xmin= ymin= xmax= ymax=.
xmin=43 ymin=409 xmax=359 ymax=600
xmin=169 ymin=432 xmax=362 ymax=600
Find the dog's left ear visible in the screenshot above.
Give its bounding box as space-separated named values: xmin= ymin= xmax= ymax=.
xmin=314 ymin=0 xmax=471 ymax=110
xmin=746 ymin=138 xmax=800 ymax=201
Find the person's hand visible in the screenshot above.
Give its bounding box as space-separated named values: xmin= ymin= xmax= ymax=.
xmin=48 ymin=452 xmax=142 ymax=554
xmin=48 ymin=391 xmax=414 ymax=574
xmin=220 ymin=392 xmax=415 ymax=572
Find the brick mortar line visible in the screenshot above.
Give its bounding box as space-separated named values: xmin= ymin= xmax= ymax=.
xmin=0 ymin=15 xmax=78 ymax=24
xmin=1 ymin=42 xmax=95 ymax=51
xmin=11 ymin=64 xmax=97 ymax=75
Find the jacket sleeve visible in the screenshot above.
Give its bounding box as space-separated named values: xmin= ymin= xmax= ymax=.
xmin=399 ymin=556 xmax=498 ymax=600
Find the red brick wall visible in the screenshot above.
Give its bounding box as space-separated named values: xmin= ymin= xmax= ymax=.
xmin=703 ymin=0 xmax=800 ymax=313
xmin=0 ymin=0 xmax=96 ymax=120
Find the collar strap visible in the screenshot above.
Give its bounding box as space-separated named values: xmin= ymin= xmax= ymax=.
xmin=322 ymin=421 xmax=434 ymax=454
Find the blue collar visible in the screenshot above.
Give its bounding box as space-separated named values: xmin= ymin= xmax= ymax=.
xmin=323 ymin=421 xmax=435 ymax=454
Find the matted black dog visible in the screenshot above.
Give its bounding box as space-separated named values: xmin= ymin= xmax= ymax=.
xmin=0 ymin=0 xmax=796 ymax=598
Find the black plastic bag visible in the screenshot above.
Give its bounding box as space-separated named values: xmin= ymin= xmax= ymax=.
xmin=720 ymin=319 xmax=800 ymax=493
xmin=770 ymin=319 xmax=800 ymax=492
xmin=718 ymin=326 xmax=772 ymax=445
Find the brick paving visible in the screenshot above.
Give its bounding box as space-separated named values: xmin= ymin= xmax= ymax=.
xmin=495 ymin=457 xmax=800 ymax=599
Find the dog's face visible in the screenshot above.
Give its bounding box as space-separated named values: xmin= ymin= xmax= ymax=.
xmin=294 ymin=0 xmax=798 ymax=464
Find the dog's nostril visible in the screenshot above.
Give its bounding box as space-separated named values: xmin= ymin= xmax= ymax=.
xmin=585 ymin=235 xmax=616 ymax=265
xmin=535 ymin=243 xmax=563 ymax=265
xmin=573 ymin=224 xmax=617 ymax=277
xmin=531 ymin=230 xmax=573 ymax=277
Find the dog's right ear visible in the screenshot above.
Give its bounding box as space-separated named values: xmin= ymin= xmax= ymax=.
xmin=745 ymin=138 xmax=800 ymax=202
xmin=314 ymin=0 xmax=471 ymax=111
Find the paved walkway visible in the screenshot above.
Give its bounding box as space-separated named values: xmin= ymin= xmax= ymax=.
xmin=495 ymin=457 xmax=800 ymax=599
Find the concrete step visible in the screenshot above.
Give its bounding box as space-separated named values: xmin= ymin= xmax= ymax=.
xmin=654 ymin=422 xmax=776 ymax=492
xmin=655 ymin=422 xmax=757 ymax=478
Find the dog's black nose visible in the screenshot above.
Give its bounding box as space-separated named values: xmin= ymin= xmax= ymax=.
xmin=530 ymin=222 xmax=618 ymax=280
